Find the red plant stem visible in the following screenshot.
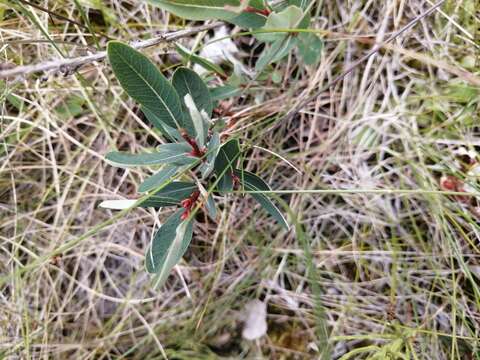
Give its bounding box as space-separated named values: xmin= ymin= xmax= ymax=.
xmin=181 ymin=191 xmax=200 ymax=220
xmin=244 ymin=6 xmax=271 ymax=16
xmin=232 ymin=173 xmax=240 ymax=188
xmin=181 ymin=131 xmax=205 ymax=157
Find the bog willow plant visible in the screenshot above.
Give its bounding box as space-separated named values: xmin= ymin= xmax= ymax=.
xmin=101 ymin=42 xmax=289 ymax=287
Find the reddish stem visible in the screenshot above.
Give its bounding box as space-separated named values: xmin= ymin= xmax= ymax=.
xmin=244 ymin=6 xmax=271 ymax=16
xmin=181 ymin=130 xmax=206 ymax=158
xmin=181 ymin=191 xmax=200 ymax=220
xmin=232 ymin=173 xmax=240 ymax=188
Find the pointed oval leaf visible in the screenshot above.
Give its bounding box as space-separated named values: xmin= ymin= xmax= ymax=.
xmin=147 ymin=0 xmax=241 ymax=21
xmin=297 ymin=33 xmax=323 ymax=65
xmin=147 ymin=0 xmax=266 ymax=27
xmin=172 ymin=67 xmax=213 ymax=117
xmin=234 ymin=169 xmax=289 ymax=230
xmin=139 ymin=182 xmax=197 ymax=208
xmin=200 ymin=132 xmax=221 ymax=178
xmin=146 ymin=211 xmax=194 ymax=289
xmin=107 ymin=41 xmax=184 ymax=131
xmin=206 ymin=194 xmax=217 ymax=220
xmin=183 ymin=94 xmax=210 ymax=147
xmin=106 ymin=143 xmax=196 ymax=168
xmin=145 ymin=210 xmax=193 ymax=277
xmin=214 ymin=138 xmax=241 ymax=193
xmin=138 ymin=166 xmax=179 ymax=193
xmin=98 ymin=199 xmax=136 ymax=210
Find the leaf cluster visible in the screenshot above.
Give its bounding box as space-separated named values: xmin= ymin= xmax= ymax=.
xmin=102 ymin=42 xmax=289 ymax=287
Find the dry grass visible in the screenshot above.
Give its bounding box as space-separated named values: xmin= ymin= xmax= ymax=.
xmin=1 ymin=0 xmax=479 ymax=359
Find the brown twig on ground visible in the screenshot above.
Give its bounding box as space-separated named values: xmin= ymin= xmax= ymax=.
xmin=0 ymin=22 xmax=223 ymax=80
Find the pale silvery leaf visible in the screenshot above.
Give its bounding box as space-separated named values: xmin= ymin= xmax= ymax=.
xmin=184 ymin=94 xmax=207 ymax=147
xmin=98 ymin=200 xmax=136 ymax=210
xmin=151 ymin=217 xmax=193 ymax=288
xmin=201 ymin=132 xmax=221 ymax=179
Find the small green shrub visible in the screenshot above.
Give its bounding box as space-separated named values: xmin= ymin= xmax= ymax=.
xmin=102 ymin=42 xmax=289 ymax=287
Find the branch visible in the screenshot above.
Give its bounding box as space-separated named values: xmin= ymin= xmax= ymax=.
xmin=0 ymin=22 xmax=223 ymax=80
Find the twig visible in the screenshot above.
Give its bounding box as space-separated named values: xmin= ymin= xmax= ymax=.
xmin=0 ymin=22 xmax=223 ymax=80
xmin=281 ymin=0 xmax=446 ymax=124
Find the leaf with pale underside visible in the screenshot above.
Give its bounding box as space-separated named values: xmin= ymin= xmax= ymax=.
xmin=98 ymin=199 xmax=136 ymax=210
xmin=106 ymin=143 xmax=197 ymax=167
xmin=139 ymin=182 xmax=197 ymax=208
xmin=145 ymin=210 xmax=194 ymax=289
xmin=100 ymin=182 xmax=197 ymax=210
xmin=147 ymin=0 xmax=266 ymax=28
xmin=200 ymin=131 xmax=221 ymax=179
xmin=147 ymin=0 xmax=240 ymax=21
xmin=184 ymin=94 xmax=209 ymax=148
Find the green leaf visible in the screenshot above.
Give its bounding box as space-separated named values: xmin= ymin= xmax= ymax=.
xmin=210 ymin=85 xmax=242 ymax=101
xmin=205 ymin=194 xmax=217 ymax=219
xmin=145 ymin=211 xmax=194 ymax=290
xmin=184 ymin=94 xmax=209 ymax=148
xmin=107 ymin=41 xmax=185 ymax=132
xmin=297 ymin=32 xmax=323 ymax=65
xmin=140 ymin=182 xmax=197 ymax=208
xmin=255 ymin=36 xmax=297 ymax=72
xmin=138 ymin=166 xmax=179 ymax=193
xmin=142 ymin=107 xmax=183 ymax=142
xmin=288 ymin=0 xmax=308 ymax=9
xmin=54 ymin=95 xmax=85 ymax=120
xmin=229 ymin=12 xmax=266 ymax=28
xmin=106 ymin=143 xmax=197 ymax=167
xmin=172 ymin=67 xmax=213 ymax=117
xmin=212 ymin=118 xmax=226 ymax=132
xmin=214 ymin=138 xmax=241 ymax=193
xmin=234 ymin=169 xmax=289 ymax=230
xmin=147 ymin=0 xmax=266 ymax=27
xmin=248 ymin=0 xmax=266 ymax=10
xmin=271 ymin=70 xmax=283 ymax=84
xmin=146 ymin=0 xmax=241 ymax=21
xmin=200 ymin=132 xmax=221 ymax=178
xmin=175 ymin=44 xmax=226 ymax=77
xmin=256 ymin=5 xmax=304 ymax=42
